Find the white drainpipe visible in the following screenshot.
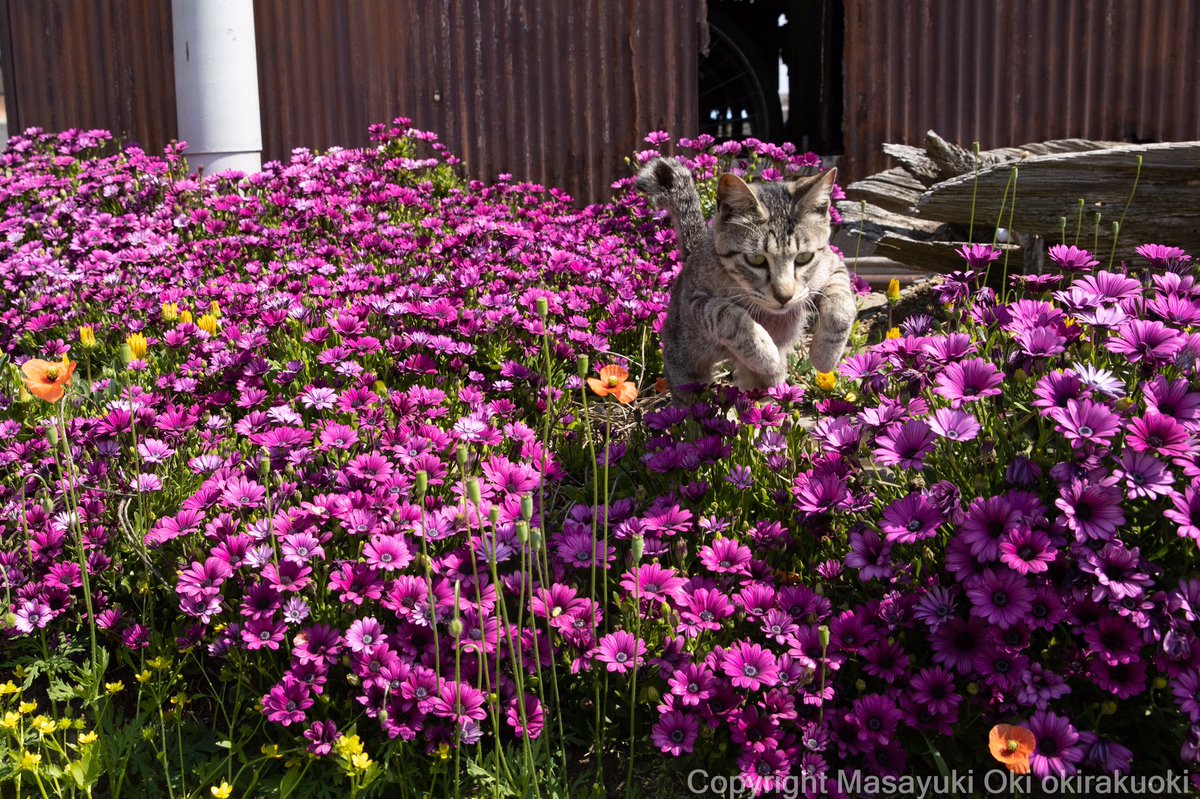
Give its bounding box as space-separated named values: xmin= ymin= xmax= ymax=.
xmin=171 ymin=0 xmax=263 ymax=174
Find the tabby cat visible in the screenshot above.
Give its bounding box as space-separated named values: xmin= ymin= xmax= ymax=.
xmin=636 ymin=157 xmax=856 ymax=391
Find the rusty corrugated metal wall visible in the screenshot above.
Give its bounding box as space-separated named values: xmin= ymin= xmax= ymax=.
xmin=254 ymin=0 xmax=704 ymax=203
xmin=842 ymin=0 xmax=1200 ymax=180
xmin=0 ymin=0 xmax=177 ymax=152
xmin=0 ymin=0 xmax=703 ymax=205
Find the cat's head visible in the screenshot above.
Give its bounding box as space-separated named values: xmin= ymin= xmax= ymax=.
xmin=712 ymin=169 xmax=837 ymax=313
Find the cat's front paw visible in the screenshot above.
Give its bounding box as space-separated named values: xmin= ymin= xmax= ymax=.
xmin=734 ymin=361 xmax=788 ymax=390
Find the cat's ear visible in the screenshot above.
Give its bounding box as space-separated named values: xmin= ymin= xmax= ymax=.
xmin=717 ymin=173 xmax=763 ymax=219
xmin=787 ymin=168 xmax=837 ymax=213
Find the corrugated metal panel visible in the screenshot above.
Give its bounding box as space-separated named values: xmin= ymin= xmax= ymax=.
xmin=250 ymin=0 xmax=704 ymax=203
xmin=0 ymin=1 xmax=702 ymax=205
xmin=0 ymin=0 xmax=176 ymax=150
xmin=842 ymin=0 xmax=1200 ymax=180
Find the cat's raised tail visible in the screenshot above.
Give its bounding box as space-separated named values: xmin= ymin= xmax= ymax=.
xmin=635 ymin=158 xmax=707 ymax=261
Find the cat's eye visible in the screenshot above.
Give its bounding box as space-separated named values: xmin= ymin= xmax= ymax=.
xmin=794 ymin=252 xmax=815 ymax=266
xmin=744 ymin=254 xmax=767 ymax=267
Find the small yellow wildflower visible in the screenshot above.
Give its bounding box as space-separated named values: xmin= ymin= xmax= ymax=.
xmin=814 ymin=371 xmax=837 ymax=391
xmin=435 ymin=742 xmax=451 ymax=761
xmin=171 ymin=693 xmax=188 ymax=708
xmin=78 ymin=325 xmax=97 ymax=349
xmin=32 ymin=715 xmax=56 ymax=734
xmin=1 ymin=711 xmax=19 ymax=729
xmin=18 ymin=751 xmax=41 ymax=771
xmin=261 ymin=743 xmax=282 ymax=759
xmin=210 ymin=300 xmax=222 ymax=318
xmin=79 ymin=730 xmax=98 ymax=745
xmin=105 ymin=681 xmax=125 ymax=695
xmin=885 ymin=327 xmax=901 ymax=340
xmin=136 ymin=670 xmax=152 ymax=684
xmin=0 ymin=680 xmax=18 ymax=696
xmin=211 ymin=781 xmax=233 ymax=799
xmin=148 ymin=655 xmax=172 ymax=671
xmin=350 ymin=752 xmax=373 ymax=771
xmin=179 ymin=309 xmax=194 ymax=325
xmin=18 ymin=700 xmax=37 ymax=714
xmin=161 ymin=302 xmax=180 ymax=321
xmin=125 ymin=333 xmax=148 ymax=360
xmin=885 ymin=278 xmax=901 ymax=303
xmin=335 ymin=734 xmax=364 ymax=757
xmin=198 ymin=313 xmax=220 ymax=335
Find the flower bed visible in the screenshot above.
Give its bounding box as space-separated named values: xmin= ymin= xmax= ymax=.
xmin=1 ymin=123 xmax=1198 ymax=798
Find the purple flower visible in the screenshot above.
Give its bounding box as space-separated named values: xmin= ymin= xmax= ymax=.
xmin=1126 ymin=413 xmax=1193 ymax=458
xmin=927 ymin=407 xmax=981 ymax=442
xmin=880 ymin=493 xmax=943 ymax=544
xmin=1027 ymin=710 xmax=1084 ymax=779
xmin=1048 ymin=244 xmax=1098 ymax=272
xmin=1137 ymin=243 xmax=1192 ymax=272
xmin=846 ymin=693 xmax=900 ymax=745
xmin=956 ymin=243 xmax=1002 ymax=270
xmin=1048 ymin=398 xmax=1121 ymax=449
xmin=263 ymin=678 xmax=313 ymax=726
xmin=1056 ymin=480 xmax=1125 ymax=541
xmin=1113 ymin=450 xmax=1174 ymax=499
xmin=651 ymin=710 xmax=698 ymax=756
xmin=721 ymin=642 xmax=779 ymax=691
xmin=966 ymin=568 xmax=1033 ymax=629
xmin=873 ymin=420 xmax=936 ymax=470
xmin=593 ymin=631 xmax=646 ymax=674
xmin=998 ymin=527 xmax=1056 ymax=575
xmin=933 ymin=359 xmax=1004 ymax=406
xmin=1105 ymin=319 xmax=1184 ymax=365
xmin=1165 ymin=487 xmax=1200 ymax=542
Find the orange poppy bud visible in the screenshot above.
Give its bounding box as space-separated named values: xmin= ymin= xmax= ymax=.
xmin=20 ymin=357 xmax=77 ymax=403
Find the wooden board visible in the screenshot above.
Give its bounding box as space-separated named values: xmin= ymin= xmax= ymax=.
xmin=915 ymin=141 xmax=1200 ymax=260
xmin=874 ymin=234 xmax=1022 ymax=275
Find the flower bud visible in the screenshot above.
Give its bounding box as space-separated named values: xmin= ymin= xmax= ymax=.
xmin=818 ymin=625 xmax=830 ymax=650
xmin=414 ymin=470 xmax=428 ymax=499
xmin=210 ymin=300 xmax=221 ymax=318
xmin=515 ymin=521 xmax=530 ymax=543
xmin=530 ymin=528 xmax=543 ymax=550
xmin=259 ymin=454 xmax=271 ymax=476
xmin=179 ymin=309 xmax=194 ymax=325
xmin=631 ymin=535 xmax=645 ymax=563
xmin=488 ymin=506 xmax=500 ymax=526
xmin=119 ymin=344 xmax=133 ymax=365
xmin=160 ymin=302 xmax=179 ymax=322
xmin=536 ymin=297 xmax=549 ymax=318
xmin=467 ymin=477 xmax=481 ymax=506
xmin=885 ymin=278 xmax=901 ymax=303
xmin=448 ymin=619 xmax=464 ymax=638
xmin=576 ymin=355 xmax=589 ymax=379
xmin=78 ymin=325 xmax=97 ymax=349
xmin=45 ymin=424 xmax=59 ymax=448
xmin=455 ymin=445 xmax=469 ymax=470
xmin=520 ymin=494 xmax=534 ymax=522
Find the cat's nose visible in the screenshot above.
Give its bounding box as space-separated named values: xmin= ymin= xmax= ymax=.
xmin=772 ymin=288 xmax=793 ymax=306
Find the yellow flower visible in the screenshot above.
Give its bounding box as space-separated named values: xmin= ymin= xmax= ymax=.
xmin=885 ymin=278 xmax=901 ymax=303
xmin=435 ymin=742 xmax=451 ymax=761
xmin=179 ymin=309 xmax=194 ymax=325
xmin=814 ymin=371 xmax=837 ymax=391
xmin=210 ymin=781 xmax=233 ymax=799
xmin=18 ymin=700 xmax=37 ymax=714
xmin=136 ymin=670 xmax=152 ymax=684
xmin=78 ymin=325 xmax=97 ymax=349
xmin=125 ymin=333 xmax=148 ymax=360
xmin=161 ymin=302 xmax=180 ymax=321
xmin=18 ymin=751 xmax=41 ymax=771
xmin=0 ymin=680 xmax=18 ymax=696
xmin=32 ymin=715 xmax=56 ymax=734
xmin=210 ymin=300 xmax=222 ymax=318
xmin=198 ymin=313 xmax=220 ymax=336
xmin=79 ymin=730 xmax=98 ymax=745
xmin=105 ymin=681 xmax=125 ymax=695
xmin=334 ymin=734 xmax=364 ymax=758
xmin=350 ymin=752 xmax=373 ymax=771
xmin=148 ymin=655 xmax=172 ymax=671
xmin=1 ymin=711 xmax=19 ymax=729
xmin=260 ymin=743 xmax=282 ymax=759
xmin=885 ymin=327 xmax=901 ymax=340
xmin=171 ymin=693 xmax=188 ymax=708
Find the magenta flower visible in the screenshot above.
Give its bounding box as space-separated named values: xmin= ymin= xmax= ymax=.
xmin=698 ymin=538 xmax=752 ymax=574
xmin=1165 ymin=486 xmax=1200 ymax=542
xmin=1048 ymin=244 xmax=1098 ymax=272
xmin=927 ymin=407 xmax=981 ymax=442
xmin=873 ymin=420 xmax=936 ymax=470
xmin=1136 ymin=243 xmax=1192 ymax=272
xmin=593 ymin=631 xmax=646 ymax=674
xmin=998 ymin=527 xmax=1056 ymax=575
xmin=965 ymin=568 xmax=1033 ymax=629
xmin=956 ymin=243 xmax=1002 ymax=270
xmin=1113 ymin=450 xmax=1174 ymax=499
xmin=1027 ymin=710 xmax=1084 ymax=779
xmin=1055 ymin=480 xmax=1125 ymax=541
xmin=619 ymin=563 xmax=685 ymax=602
xmin=933 ymin=359 xmax=1004 ymax=406
xmin=263 ymin=678 xmax=313 ymax=726
xmin=651 ymin=710 xmax=698 ymax=756
xmin=721 ymin=642 xmax=779 ymax=691
xmin=1126 ymin=413 xmax=1193 ymax=458
xmin=1105 ymin=319 xmax=1184 ymax=365
xmin=880 ymin=493 xmax=943 ymax=544
xmin=1048 ymin=398 xmax=1122 ymax=449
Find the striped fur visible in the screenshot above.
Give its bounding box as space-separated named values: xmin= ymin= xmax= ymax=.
xmin=638 ymin=157 xmax=855 ymax=391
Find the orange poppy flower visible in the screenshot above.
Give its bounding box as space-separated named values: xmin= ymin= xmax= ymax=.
xmin=21 ymin=357 xmax=77 ymax=403
xmin=587 ymin=365 xmax=638 ymax=404
xmin=989 ymin=724 xmax=1036 ymax=774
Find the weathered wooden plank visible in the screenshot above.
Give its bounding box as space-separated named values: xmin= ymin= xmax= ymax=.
xmin=845 ymin=167 xmax=925 ymax=214
xmin=915 ymin=141 xmax=1200 ymax=258
xmin=882 ymin=142 xmax=941 ymax=185
xmin=875 ymin=233 xmax=1021 ymax=275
